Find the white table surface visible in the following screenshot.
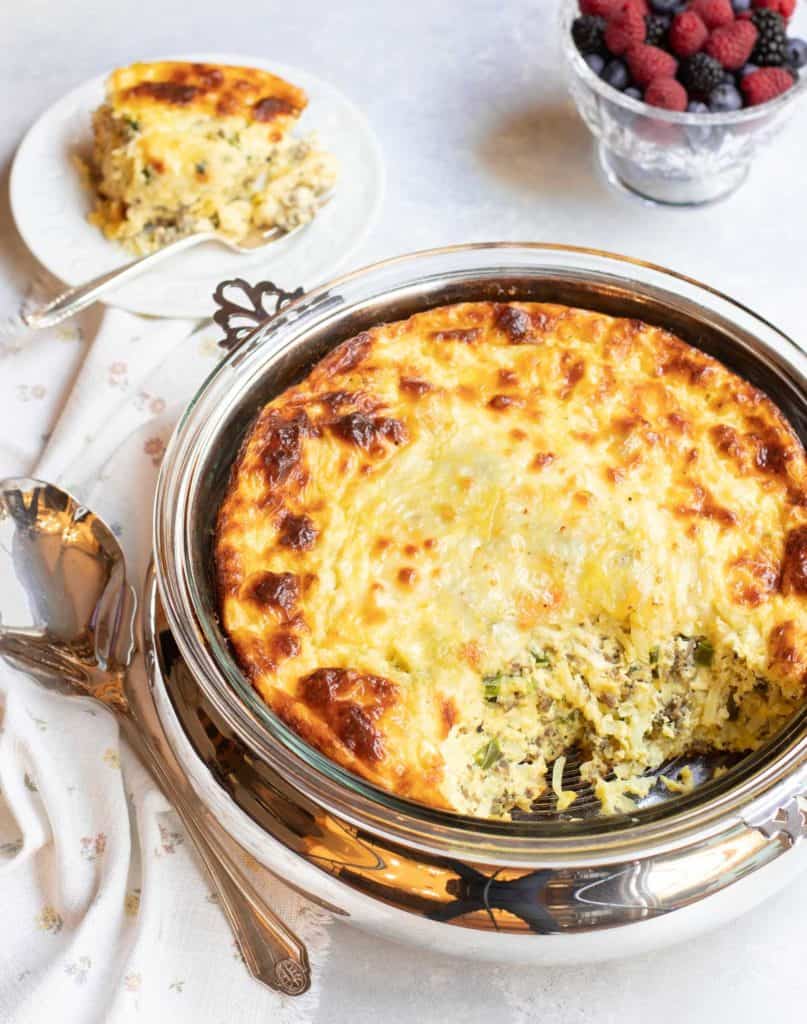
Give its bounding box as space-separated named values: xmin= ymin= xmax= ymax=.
xmin=2 ymin=0 xmax=806 ymax=1020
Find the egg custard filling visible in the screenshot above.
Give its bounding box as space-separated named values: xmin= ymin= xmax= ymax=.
xmin=215 ymin=302 xmax=807 ymax=819
xmin=86 ymin=61 xmax=337 ymax=255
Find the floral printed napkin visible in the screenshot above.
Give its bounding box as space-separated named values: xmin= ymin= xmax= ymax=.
xmin=0 ymin=294 xmax=331 ymax=1023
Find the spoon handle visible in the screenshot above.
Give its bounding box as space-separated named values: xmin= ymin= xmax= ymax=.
xmin=21 ymin=232 xmax=215 ymax=330
xmin=119 ymin=716 xmax=311 ymax=995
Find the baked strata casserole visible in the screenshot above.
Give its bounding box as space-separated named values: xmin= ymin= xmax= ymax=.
xmin=86 ymin=61 xmax=337 ymax=254
xmin=215 ymin=302 xmax=807 ymax=818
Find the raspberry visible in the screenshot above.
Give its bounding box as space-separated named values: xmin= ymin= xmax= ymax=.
xmin=644 ymin=75 xmax=689 ymax=109
xmin=580 ymin=0 xmax=647 ymax=15
xmin=692 ymin=0 xmax=735 ymax=29
xmin=605 ymin=5 xmax=648 ymax=54
xmin=740 ymin=64 xmax=795 ymax=103
xmin=751 ymin=0 xmax=796 ymax=19
xmin=580 ymin=0 xmax=622 ymax=15
xmin=668 ymin=11 xmax=709 ymax=56
xmin=705 ymin=20 xmax=759 ymax=67
xmin=626 ymin=42 xmax=679 ymax=85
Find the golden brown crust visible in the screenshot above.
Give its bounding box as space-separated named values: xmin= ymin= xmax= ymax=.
xmin=782 ymin=525 xmax=807 ymax=596
xmin=214 ymin=301 xmax=807 ymax=812
xmin=106 ymin=61 xmax=307 ymax=130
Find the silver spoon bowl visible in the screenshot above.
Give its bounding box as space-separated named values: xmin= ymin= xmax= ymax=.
xmin=0 ymin=477 xmax=311 ymax=996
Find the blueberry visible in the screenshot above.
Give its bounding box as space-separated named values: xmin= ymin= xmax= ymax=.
xmin=721 ymin=71 xmax=735 ymax=84
xmin=709 ymin=82 xmax=743 ymax=112
xmin=585 ymin=53 xmax=606 ymax=75
xmin=650 ymin=0 xmax=680 ymax=11
xmin=786 ymin=37 xmax=807 ymax=71
xmin=739 ymin=62 xmax=759 ymax=77
xmin=613 ymin=86 xmax=642 ymax=127
xmin=731 ymin=0 xmax=751 ymax=11
xmin=602 ymin=58 xmax=630 ymax=90
xmin=685 ymin=101 xmax=714 ymax=146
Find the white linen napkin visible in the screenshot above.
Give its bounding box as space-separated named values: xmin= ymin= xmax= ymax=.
xmin=0 ymin=298 xmax=332 ymax=1023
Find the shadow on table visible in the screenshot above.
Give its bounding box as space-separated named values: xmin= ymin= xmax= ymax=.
xmin=0 ymin=156 xmax=52 ymax=299
xmin=475 ymin=99 xmax=607 ymax=206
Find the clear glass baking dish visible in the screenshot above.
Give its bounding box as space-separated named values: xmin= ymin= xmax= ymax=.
xmin=153 ymin=243 xmax=807 ymax=871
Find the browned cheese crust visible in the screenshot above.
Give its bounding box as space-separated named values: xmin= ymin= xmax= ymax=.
xmin=214 ymin=302 xmax=807 ymax=816
xmin=106 ymin=61 xmax=307 ymax=132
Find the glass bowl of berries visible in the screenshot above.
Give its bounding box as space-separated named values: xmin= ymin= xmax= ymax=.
xmin=563 ymin=0 xmax=807 ymax=205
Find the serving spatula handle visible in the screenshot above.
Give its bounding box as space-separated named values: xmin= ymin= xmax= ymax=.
xmin=21 ymin=233 xmax=213 ymax=330
xmin=119 ymin=716 xmax=311 ymax=996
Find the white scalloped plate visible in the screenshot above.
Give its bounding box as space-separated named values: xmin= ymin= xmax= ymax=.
xmin=10 ymin=53 xmax=385 ymax=319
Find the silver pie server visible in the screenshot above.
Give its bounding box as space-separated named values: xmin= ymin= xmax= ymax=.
xmin=21 ymin=193 xmax=334 ymax=331
xmin=0 ymin=477 xmax=311 ymax=996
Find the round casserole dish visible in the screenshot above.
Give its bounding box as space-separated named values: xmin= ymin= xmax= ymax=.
xmin=150 ymin=244 xmax=807 ymax=963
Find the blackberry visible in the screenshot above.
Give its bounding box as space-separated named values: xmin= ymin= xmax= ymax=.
xmin=679 ymin=53 xmax=725 ymax=98
xmin=572 ymin=15 xmax=607 ymax=56
xmin=750 ymin=9 xmax=788 ymax=67
xmin=645 ymin=13 xmax=670 ymax=46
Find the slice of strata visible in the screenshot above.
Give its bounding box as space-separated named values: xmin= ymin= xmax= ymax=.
xmin=87 ymin=61 xmax=337 ymax=254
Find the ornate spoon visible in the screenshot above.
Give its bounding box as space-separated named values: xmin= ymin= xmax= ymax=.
xmin=0 ymin=477 xmax=311 ymax=996
xmin=21 ymin=193 xmax=334 ymax=330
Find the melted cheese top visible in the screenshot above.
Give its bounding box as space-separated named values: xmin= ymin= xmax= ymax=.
xmin=106 ymin=61 xmax=306 ymax=132
xmin=215 ymin=302 xmax=807 ymax=816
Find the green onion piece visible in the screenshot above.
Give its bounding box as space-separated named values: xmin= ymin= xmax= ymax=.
xmin=483 ymin=676 xmax=501 ymax=701
xmin=474 ymin=738 xmax=501 ymax=770
xmin=195 ymin=161 xmax=207 ymax=174
xmin=125 ymin=117 xmax=140 ymax=132
xmin=649 ymin=646 xmax=659 ymax=665
xmin=693 ymin=638 xmax=714 ymax=667
xmin=530 ymin=648 xmax=551 ymax=668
